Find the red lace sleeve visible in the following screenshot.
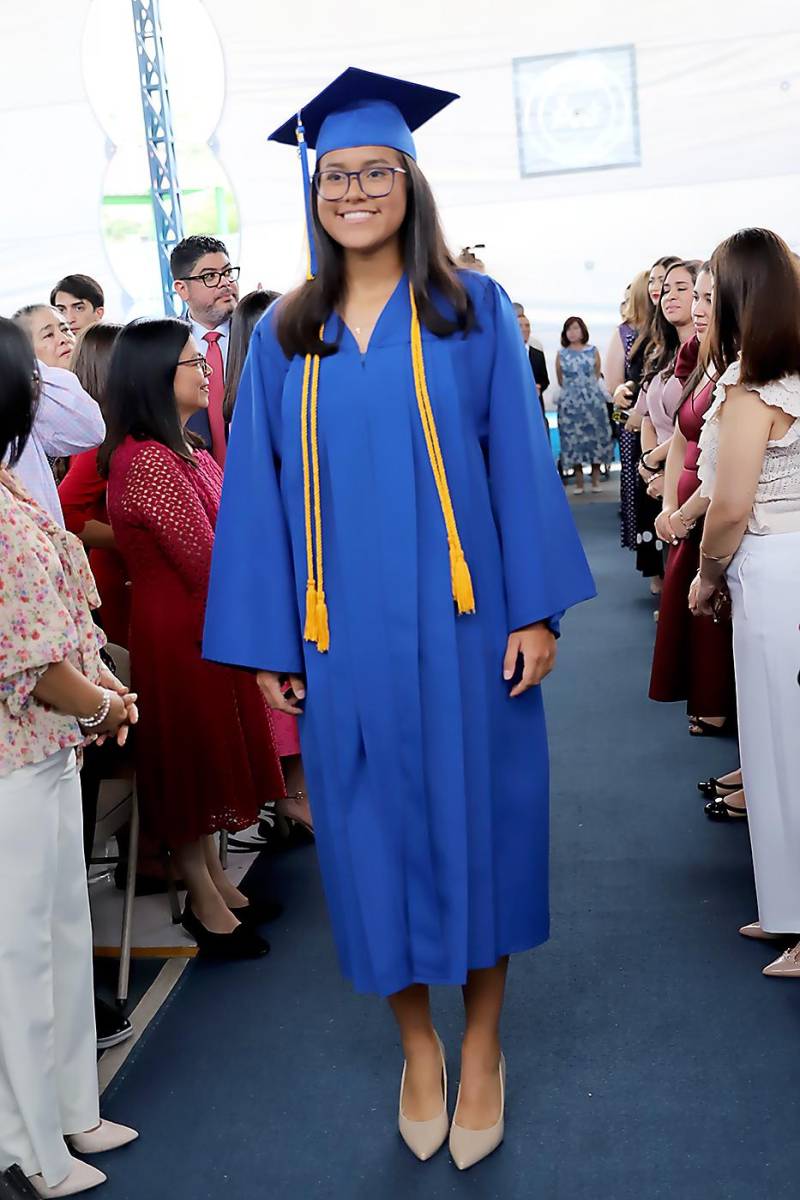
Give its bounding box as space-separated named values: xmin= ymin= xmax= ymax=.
xmin=116 ymin=443 xmax=213 ymax=598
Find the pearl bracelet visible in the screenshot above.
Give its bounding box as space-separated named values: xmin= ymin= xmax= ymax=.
xmin=78 ymin=689 xmax=113 ymax=730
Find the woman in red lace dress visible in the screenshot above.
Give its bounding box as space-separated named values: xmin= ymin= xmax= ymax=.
xmin=101 ymin=318 xmax=285 ymax=959
xmin=650 ymin=265 xmax=736 ymax=741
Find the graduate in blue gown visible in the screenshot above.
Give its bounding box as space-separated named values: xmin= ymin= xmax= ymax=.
xmin=203 ymin=67 xmax=595 ymax=1167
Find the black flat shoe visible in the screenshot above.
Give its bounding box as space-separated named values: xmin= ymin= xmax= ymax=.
xmin=230 ymin=898 xmax=284 ymax=926
xmin=704 ymin=796 xmax=747 ymax=822
xmin=181 ymin=902 xmax=270 ymax=959
xmin=697 ymin=775 xmax=741 ymax=799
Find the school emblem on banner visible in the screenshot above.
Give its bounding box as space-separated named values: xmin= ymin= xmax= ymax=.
xmin=513 ymin=44 xmax=641 ymax=178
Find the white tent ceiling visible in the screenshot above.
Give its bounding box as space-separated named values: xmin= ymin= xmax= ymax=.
xmin=2 ymin=0 xmax=799 ymax=359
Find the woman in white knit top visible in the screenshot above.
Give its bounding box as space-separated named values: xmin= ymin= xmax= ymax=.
xmin=690 ymin=227 xmax=800 ymax=978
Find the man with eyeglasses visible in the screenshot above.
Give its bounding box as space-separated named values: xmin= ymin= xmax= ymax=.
xmin=170 ymin=235 xmax=240 ymax=467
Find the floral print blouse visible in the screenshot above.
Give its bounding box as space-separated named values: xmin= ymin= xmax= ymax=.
xmin=0 ymin=471 xmax=106 ymax=776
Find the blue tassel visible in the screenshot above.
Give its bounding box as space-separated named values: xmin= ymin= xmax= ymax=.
xmin=295 ymin=113 xmax=318 ymax=280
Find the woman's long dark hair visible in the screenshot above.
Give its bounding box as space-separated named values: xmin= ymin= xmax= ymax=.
xmin=70 ymin=322 xmax=124 ymax=416
xmin=709 ymin=227 xmax=800 ymax=385
xmin=223 ymin=289 xmax=280 ymax=423
xmin=98 ymin=317 xmax=199 ymax=477
xmin=642 ymin=260 xmax=700 ymax=388
xmin=277 ymin=155 xmax=474 ymax=359
xmin=0 ymin=317 xmax=39 ymax=467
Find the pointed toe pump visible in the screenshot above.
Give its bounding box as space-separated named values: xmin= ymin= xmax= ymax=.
xmin=398 ymin=1032 xmax=449 ymax=1161
xmin=449 ymin=1053 xmax=506 ymax=1171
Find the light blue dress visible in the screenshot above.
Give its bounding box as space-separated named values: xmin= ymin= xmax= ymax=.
xmin=557 ymin=346 xmax=614 ymax=467
xmin=203 ymin=272 xmax=595 ymax=995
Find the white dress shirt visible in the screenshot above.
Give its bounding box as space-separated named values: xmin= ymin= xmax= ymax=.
xmin=190 ymin=317 xmax=230 ymax=373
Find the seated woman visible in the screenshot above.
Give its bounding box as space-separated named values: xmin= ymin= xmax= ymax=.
xmin=101 ymin=318 xmax=286 ymax=959
xmin=59 ymin=323 xmax=129 ymax=647
xmin=0 ymin=318 xmax=137 ymax=1198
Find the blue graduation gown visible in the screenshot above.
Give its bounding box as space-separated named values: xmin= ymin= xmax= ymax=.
xmin=203 ymin=271 xmax=595 ymax=995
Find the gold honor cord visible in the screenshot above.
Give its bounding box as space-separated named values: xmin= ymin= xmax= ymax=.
xmin=300 ymin=287 xmax=475 ymax=654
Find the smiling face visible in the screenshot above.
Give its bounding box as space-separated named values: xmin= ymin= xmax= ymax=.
xmin=660 ymin=267 xmax=695 ymax=329
xmin=315 ymin=145 xmax=408 ymax=255
xmin=22 ymin=306 xmax=76 ymax=367
xmin=172 ymin=335 xmax=210 ymax=426
xmin=692 ymin=268 xmax=713 ymax=339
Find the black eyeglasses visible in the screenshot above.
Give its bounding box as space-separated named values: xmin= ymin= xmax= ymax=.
xmin=314 ymin=167 xmax=407 ymax=202
xmin=179 ymin=266 xmax=240 ymax=288
xmin=177 ymin=355 xmax=213 ymax=376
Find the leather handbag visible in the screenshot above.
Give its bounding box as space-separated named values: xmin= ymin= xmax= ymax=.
xmin=0 ymin=1165 xmax=40 ymax=1198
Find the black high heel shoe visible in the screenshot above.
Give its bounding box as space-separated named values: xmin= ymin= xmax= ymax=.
xmin=230 ymin=897 xmax=284 ymax=926
xmin=181 ymin=901 xmax=270 ymax=959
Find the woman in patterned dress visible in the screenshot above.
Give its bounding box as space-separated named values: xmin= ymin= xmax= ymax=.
xmin=555 ymin=316 xmax=613 ymax=494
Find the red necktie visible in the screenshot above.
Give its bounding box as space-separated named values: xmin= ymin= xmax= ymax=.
xmin=203 ymin=331 xmax=227 ymax=468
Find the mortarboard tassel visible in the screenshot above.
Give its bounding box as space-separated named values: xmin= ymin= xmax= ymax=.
xmin=294 ymin=114 xmax=318 ymax=281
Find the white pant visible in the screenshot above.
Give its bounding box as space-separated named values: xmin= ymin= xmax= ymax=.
xmin=728 ymin=532 xmax=800 ymax=933
xmin=0 ymin=749 xmax=99 ymax=1186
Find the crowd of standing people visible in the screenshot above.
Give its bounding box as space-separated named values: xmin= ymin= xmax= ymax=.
xmin=605 ymin=230 xmax=800 ymax=982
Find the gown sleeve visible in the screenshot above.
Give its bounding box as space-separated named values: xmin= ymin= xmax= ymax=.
xmin=203 ymin=315 xmax=304 ymax=675
xmin=483 ymin=279 xmax=596 ymax=633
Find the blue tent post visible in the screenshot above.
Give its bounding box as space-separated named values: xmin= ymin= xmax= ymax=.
xmin=131 ymin=0 xmax=185 ymax=316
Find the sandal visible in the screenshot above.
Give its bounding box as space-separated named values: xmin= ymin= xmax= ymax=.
xmin=688 ymin=717 xmax=727 ymax=738
xmin=704 ymin=795 xmax=747 ymax=821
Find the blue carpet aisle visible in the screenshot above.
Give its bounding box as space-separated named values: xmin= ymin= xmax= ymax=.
xmin=99 ymin=499 xmax=800 ymax=1200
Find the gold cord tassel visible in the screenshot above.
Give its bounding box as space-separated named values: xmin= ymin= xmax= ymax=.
xmin=299 ymin=290 xmax=476 ymax=655
xmin=300 ymin=327 xmax=329 ymax=651
xmin=300 ymin=352 xmax=319 ymax=641
xmin=409 ymin=283 xmax=476 ymax=615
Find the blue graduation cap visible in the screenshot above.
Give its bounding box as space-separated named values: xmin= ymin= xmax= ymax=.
xmin=269 ymin=67 xmax=459 ymax=277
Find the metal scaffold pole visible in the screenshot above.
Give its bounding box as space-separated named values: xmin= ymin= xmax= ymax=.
xmin=131 ymin=0 xmax=184 ymax=315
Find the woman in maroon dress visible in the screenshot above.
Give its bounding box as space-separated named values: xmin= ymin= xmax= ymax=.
xmin=101 ymin=318 xmax=285 ymax=958
xmin=650 ymin=265 xmax=737 ymax=741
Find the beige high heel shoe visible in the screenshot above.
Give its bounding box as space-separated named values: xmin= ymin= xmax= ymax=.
xmin=398 ymin=1032 xmax=449 ymax=1161
xmin=449 ymin=1053 xmax=506 ymax=1171
xmin=29 ymin=1157 xmax=106 ymax=1197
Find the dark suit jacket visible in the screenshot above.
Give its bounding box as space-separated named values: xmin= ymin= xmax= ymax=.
xmin=528 ymin=346 xmax=550 ymax=393
xmin=527 ymin=346 xmax=550 ymax=429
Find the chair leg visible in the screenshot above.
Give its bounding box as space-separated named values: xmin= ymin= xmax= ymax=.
xmin=165 ymin=852 xmax=183 ymax=924
xmin=219 ymin=829 xmax=228 ymax=870
xmin=117 ymin=790 xmax=139 ymax=1008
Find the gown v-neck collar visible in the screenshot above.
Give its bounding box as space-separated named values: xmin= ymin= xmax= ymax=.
xmin=336 ymin=273 xmax=407 ymax=358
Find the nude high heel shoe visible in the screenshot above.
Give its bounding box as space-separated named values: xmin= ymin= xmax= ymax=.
xmin=398 ymin=1032 xmax=449 ymax=1161
xmin=68 ymin=1119 xmax=139 ymax=1154
xmin=449 ymin=1053 xmax=506 ymax=1171
xmin=28 ymin=1157 xmax=106 ymax=1197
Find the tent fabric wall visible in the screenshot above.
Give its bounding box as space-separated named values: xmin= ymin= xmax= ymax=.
xmin=2 ymin=0 xmax=799 ymax=366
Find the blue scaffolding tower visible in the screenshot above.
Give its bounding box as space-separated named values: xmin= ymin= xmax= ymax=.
xmin=131 ymin=0 xmax=184 ymax=315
